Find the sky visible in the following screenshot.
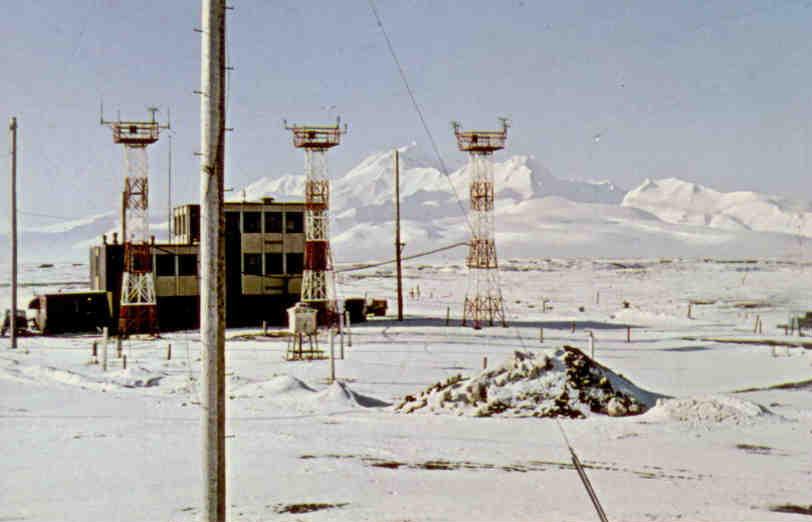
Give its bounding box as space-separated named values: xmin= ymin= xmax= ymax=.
xmin=2 ymin=0 xmax=812 ymax=231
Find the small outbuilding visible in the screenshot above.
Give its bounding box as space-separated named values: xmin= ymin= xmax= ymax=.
xmin=28 ymin=291 xmax=112 ymax=335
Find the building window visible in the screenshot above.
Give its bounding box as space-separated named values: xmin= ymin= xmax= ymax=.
xmin=244 ymin=253 xmax=262 ymax=275
xmin=285 ymin=212 xmax=304 ymax=233
xmin=155 ymin=255 xmax=175 ymax=277
xmin=265 ymin=253 xmax=284 ymax=274
xmin=286 ymin=252 xmax=304 ymax=274
xmin=264 ymin=211 xmax=283 ymax=233
xmin=178 ymin=254 xmax=197 ymax=276
xmin=226 ymin=212 xmax=240 ymax=235
xmin=243 ymin=211 xmax=261 ymax=233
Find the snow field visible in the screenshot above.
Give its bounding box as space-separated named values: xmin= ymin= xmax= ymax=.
xmin=1 ymin=258 xmax=811 ymax=521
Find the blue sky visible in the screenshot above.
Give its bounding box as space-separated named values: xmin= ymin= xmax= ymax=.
xmin=2 ymin=0 xmax=812 ymax=229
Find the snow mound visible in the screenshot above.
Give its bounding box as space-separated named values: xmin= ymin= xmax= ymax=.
xmin=395 ymin=347 xmax=661 ymax=418
xmin=310 ymin=381 xmax=390 ymax=409
xmin=645 ymin=395 xmax=776 ymax=425
xmin=230 ymin=376 xmax=389 ymax=409
xmin=231 ymin=375 xmax=315 ymax=399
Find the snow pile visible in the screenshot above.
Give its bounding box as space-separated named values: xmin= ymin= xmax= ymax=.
xmin=645 ymin=395 xmax=776 ymax=425
xmin=395 ymin=347 xmax=660 ymax=418
xmin=230 ymin=376 xmax=388 ymax=410
xmin=230 ymin=375 xmax=315 ymax=399
xmin=310 ymin=381 xmax=389 ymax=409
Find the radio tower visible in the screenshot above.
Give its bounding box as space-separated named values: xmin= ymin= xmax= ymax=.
xmin=453 ymin=118 xmax=509 ymax=329
xmin=285 ymin=118 xmax=347 ymax=326
xmin=102 ymin=107 xmax=168 ymax=336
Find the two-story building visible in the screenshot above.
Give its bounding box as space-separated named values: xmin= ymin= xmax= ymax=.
xmin=90 ymin=197 xmax=306 ymax=331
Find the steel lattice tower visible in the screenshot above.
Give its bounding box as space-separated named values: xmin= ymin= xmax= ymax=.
xmin=285 ymin=118 xmax=346 ymax=326
xmin=453 ymin=118 xmax=509 ymax=329
xmin=102 ymin=108 xmax=168 ymax=336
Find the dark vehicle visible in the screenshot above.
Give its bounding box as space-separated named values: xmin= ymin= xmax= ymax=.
xmin=1 ymin=309 xmax=28 ymax=336
xmin=344 ymin=298 xmax=367 ymax=323
xmin=28 ymin=291 xmax=112 ymax=335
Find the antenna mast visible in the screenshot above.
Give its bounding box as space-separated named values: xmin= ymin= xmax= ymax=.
xmin=101 ymin=107 xmax=169 ymax=336
xmin=285 ymin=117 xmax=347 ymax=326
xmin=453 ymin=118 xmax=510 ymax=329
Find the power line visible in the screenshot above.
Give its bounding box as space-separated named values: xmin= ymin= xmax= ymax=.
xmin=366 ymin=0 xmax=473 ymax=236
xmin=336 ymin=241 xmax=467 ymax=273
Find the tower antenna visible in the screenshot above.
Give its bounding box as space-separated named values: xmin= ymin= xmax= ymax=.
xmin=453 ymin=118 xmax=510 ymax=329
xmin=101 ymin=108 xmax=166 ymax=336
xmin=285 ymin=117 xmax=347 ymax=326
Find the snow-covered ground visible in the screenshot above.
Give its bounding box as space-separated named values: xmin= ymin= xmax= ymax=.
xmin=1 ymin=258 xmax=811 ymax=521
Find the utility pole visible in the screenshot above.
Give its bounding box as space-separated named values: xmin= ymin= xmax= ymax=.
xmin=121 ymin=190 xmax=127 ymax=244
xmin=394 ymin=149 xmax=403 ymax=321
xmin=168 ymin=132 xmax=173 ymax=241
xmin=200 ymin=1 xmax=226 ymax=521
xmin=9 ymin=117 xmax=17 ymax=349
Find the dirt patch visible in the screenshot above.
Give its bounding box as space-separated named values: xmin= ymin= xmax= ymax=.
xmin=769 ymin=504 xmax=812 ymax=516
xmin=273 ymin=502 xmax=348 ymax=514
xmin=299 ymin=454 xmax=706 ymax=481
xmin=736 ymin=443 xmax=773 ymax=455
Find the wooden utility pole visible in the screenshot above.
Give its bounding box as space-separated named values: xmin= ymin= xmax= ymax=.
xmin=200 ymin=1 xmax=227 ymax=521
xmin=121 ymin=190 xmax=127 ymax=244
xmin=394 ymin=149 xmax=404 ymax=321
xmin=168 ymin=132 xmax=173 ymax=240
xmin=9 ymin=117 xmax=17 ymax=349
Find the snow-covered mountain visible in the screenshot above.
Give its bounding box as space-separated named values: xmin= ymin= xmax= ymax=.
xmin=3 ymin=144 xmax=810 ymax=262
xmin=621 ymin=178 xmax=812 ymax=238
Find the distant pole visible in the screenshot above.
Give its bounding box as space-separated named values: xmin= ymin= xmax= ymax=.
xmin=168 ymin=132 xmax=173 ymax=241
xmin=394 ymin=149 xmax=404 ymax=321
xmin=329 ymin=328 xmax=336 ymax=383
xmin=9 ymin=117 xmax=18 ymax=349
xmin=121 ymin=190 xmax=127 ymax=244
xmin=200 ymin=0 xmax=227 ymax=521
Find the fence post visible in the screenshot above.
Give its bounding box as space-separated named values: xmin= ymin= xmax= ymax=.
xmin=167 ymin=343 xmax=172 ymax=360
xmin=482 ymin=356 xmax=488 ymax=370
xmin=345 ymin=311 xmax=352 ymax=348
xmin=338 ymin=311 xmax=345 ymax=360
xmin=123 ymin=354 xmax=127 ymax=370
xmin=116 ymin=337 xmax=122 ymax=358
xmin=445 ymin=307 xmax=450 ymax=326
xmin=102 ymin=339 xmax=108 ymax=372
xmin=539 ymin=328 xmax=543 ymax=343
xmin=329 ymin=328 xmax=335 ymax=384
xmin=626 ymin=327 xmax=631 ymax=343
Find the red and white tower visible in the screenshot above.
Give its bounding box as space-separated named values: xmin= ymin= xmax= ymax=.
xmin=102 ymin=108 xmax=168 ymax=336
xmin=285 ymin=118 xmax=346 ymax=326
xmin=453 ymin=118 xmax=509 ymax=329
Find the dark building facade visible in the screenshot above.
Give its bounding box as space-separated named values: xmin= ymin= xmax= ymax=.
xmin=90 ymin=198 xmax=306 ymax=332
